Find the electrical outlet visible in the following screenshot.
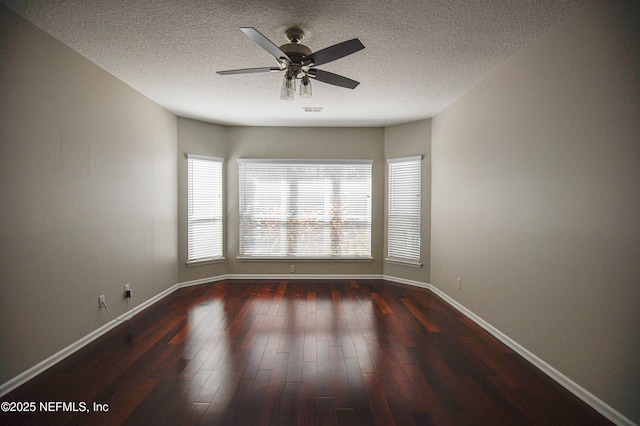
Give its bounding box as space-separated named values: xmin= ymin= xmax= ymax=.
xmin=124 ymin=284 xmax=131 ymax=298
xmin=290 ymin=264 xmax=295 ymax=273
xmin=99 ymin=295 xmax=106 ymax=308
xmin=457 ymin=278 xmax=462 ymax=290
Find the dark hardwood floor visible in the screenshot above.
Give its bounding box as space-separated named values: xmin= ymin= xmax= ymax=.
xmin=1 ymin=279 xmax=611 ymax=425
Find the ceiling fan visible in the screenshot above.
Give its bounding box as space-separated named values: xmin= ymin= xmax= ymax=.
xmin=217 ymin=27 xmax=365 ymax=100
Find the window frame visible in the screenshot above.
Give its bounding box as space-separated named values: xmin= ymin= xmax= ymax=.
xmin=238 ymin=158 xmax=373 ymax=261
xmin=186 ymin=154 xmax=224 ymax=266
xmin=386 ymin=155 xmax=422 ymax=268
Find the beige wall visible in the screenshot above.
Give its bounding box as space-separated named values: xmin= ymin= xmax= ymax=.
xmin=431 ymin=0 xmax=639 ymax=422
xmin=178 ymin=121 xmax=437 ymax=283
xmin=384 ymin=119 xmax=432 ymax=284
xmin=178 ymin=124 xmax=386 ymax=280
xmin=226 ymin=126 xmax=385 ymax=276
xmin=2 ymin=0 xmax=638 ymax=422
xmin=0 ymin=6 xmax=178 ymax=384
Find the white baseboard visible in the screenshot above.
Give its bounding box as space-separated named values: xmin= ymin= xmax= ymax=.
xmin=0 ymin=273 xmax=376 ymax=397
xmin=220 ymin=273 xmax=384 ymax=281
xmin=426 ymin=284 xmax=636 ymax=426
xmin=1 ymin=274 xmax=634 ymax=426
xmin=0 ymin=281 xmax=183 ymax=398
xmin=0 ymin=312 xmax=123 ymax=398
xmin=176 ymin=275 xmax=228 ymax=289
xmin=382 ymin=274 xmax=429 ymax=290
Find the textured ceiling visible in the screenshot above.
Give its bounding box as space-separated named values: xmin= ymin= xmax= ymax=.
xmin=2 ymin=0 xmax=583 ymax=127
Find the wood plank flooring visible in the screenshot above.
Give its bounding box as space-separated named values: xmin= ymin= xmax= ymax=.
xmin=1 ymin=279 xmax=612 ymax=425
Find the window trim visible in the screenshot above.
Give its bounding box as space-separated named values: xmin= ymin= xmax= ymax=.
xmin=386 ymin=155 xmax=423 ymax=268
xmin=186 ymin=153 xmax=225 ymax=266
xmin=238 ymin=158 xmax=373 ymax=260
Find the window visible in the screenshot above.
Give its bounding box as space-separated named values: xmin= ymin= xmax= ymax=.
xmin=387 ymin=155 xmax=422 ymax=266
xmin=238 ymin=159 xmax=372 ymax=259
xmin=187 ymin=154 xmax=223 ymax=264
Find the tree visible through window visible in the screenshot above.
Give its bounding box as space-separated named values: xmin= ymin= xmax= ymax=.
xmin=238 ymin=159 xmax=372 ymax=259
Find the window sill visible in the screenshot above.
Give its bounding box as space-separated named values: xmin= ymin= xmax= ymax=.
xmin=237 ymin=256 xmax=373 ymax=263
xmin=385 ymin=258 xmax=422 ymax=268
xmin=186 ymin=257 xmax=225 ymax=267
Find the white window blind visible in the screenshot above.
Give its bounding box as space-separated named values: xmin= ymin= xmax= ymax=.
xmin=187 ymin=154 xmax=223 ymax=263
xmin=238 ymin=159 xmax=372 ymax=259
xmin=387 ymin=155 xmax=422 ymax=266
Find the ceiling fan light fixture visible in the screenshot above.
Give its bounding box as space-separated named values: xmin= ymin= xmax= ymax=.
xmin=219 ymin=27 xmax=364 ymax=100
xmin=300 ymin=75 xmax=312 ymax=98
xmin=281 ymin=74 xmax=296 ymax=100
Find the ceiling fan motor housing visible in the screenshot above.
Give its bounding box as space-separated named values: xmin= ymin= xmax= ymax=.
xmin=280 ymin=27 xmax=312 ymax=67
xmin=279 ymin=43 xmax=312 ymax=62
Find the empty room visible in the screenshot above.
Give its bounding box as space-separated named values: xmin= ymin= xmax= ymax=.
xmin=0 ymin=0 xmax=638 ymax=425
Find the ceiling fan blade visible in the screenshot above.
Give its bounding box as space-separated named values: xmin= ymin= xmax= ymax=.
xmin=307 ymin=38 xmax=365 ymax=66
xmin=308 ymin=69 xmax=360 ymax=89
xmin=217 ymin=67 xmax=281 ymax=75
xmin=240 ymin=27 xmax=291 ymax=62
